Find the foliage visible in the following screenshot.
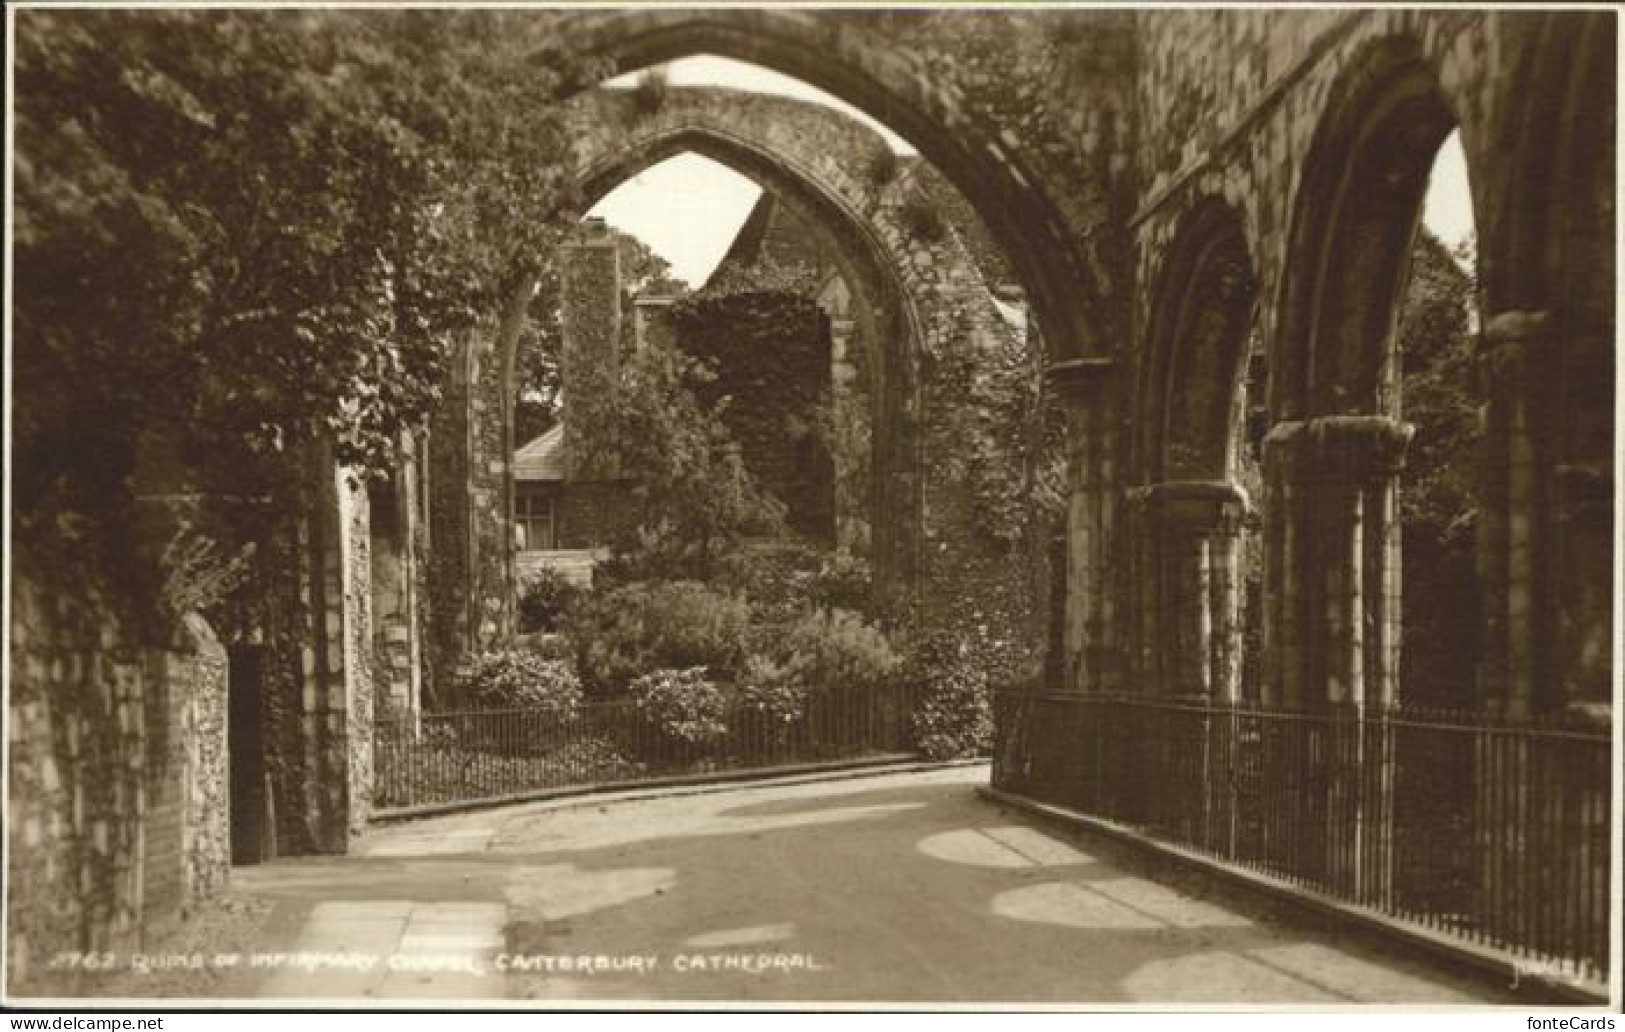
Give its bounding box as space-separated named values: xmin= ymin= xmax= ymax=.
xmin=575 ymin=335 xmax=787 ymax=574
xmin=157 ymin=520 xmax=257 ymax=624
xmin=765 ymin=606 xmax=901 ymax=698
xmin=1397 ymin=231 xmax=1482 ymax=709
xmin=516 ymin=567 xmax=582 ymax=635
xmin=809 ymin=555 xmax=876 ymax=615
xmin=375 ymin=735 xmax=642 ymax=808
xmin=455 ymin=648 xmax=583 ymax=717
xmin=712 ymin=546 xmax=879 ymax=644
xmin=910 ymin=667 xmax=994 ymax=760
xmin=518 ymin=631 xmax=577 ymax=662
xmin=666 ymin=291 xmax=835 ymax=542
xmin=700 ymin=248 xmax=824 ymax=299
xmin=956 ymin=304 xmax=1064 ymax=547
xmin=566 ymin=580 xmax=752 ymax=696
xmin=13 ymin=10 xmax=600 ymax=621
xmin=903 ymin=629 xmax=999 ymax=759
xmin=864 ymin=146 xmax=900 ymax=188
xmin=630 ymin=667 xmax=730 ymax=747
xmin=627 ymin=67 xmax=671 ymax=119
xmin=735 ymin=654 xmax=807 ymax=726
xmin=898 ymin=192 xmax=947 ymax=243
xmin=811 ymin=389 xmax=875 ymax=556
xmin=1398 ymin=233 xmax=1480 ymax=549
xmin=713 ymin=543 xmax=827 ymax=625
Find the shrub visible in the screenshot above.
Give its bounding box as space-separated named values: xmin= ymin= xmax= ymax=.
xmin=567 ymin=580 xmax=751 ymax=696
xmin=373 ymin=734 xmax=643 ymax=808
xmin=714 ymin=543 xmax=824 ymax=622
xmin=517 ymin=631 xmax=575 ymax=662
xmin=541 ymin=737 xmax=643 ymax=784
xmin=455 ymin=649 xmax=583 ymax=719
xmin=517 ymin=568 xmax=581 ymax=634
xmin=904 ymin=632 xmax=994 ymax=759
xmin=628 ymin=67 xmax=670 ymax=118
xmin=898 ymin=193 xmax=947 ymax=244
xmin=769 ymin=606 xmax=900 ymax=697
xmin=864 ymin=146 xmax=899 ymax=188
xmin=732 ymin=655 xmax=807 ymax=757
xmin=736 ymin=654 xmax=806 ymax=725
xmin=630 ymin=667 xmax=730 ymax=747
xmin=808 ymin=554 xmax=874 ymax=615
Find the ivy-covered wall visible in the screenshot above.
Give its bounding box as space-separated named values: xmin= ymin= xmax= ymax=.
xmin=669 ymin=292 xmax=836 ymax=543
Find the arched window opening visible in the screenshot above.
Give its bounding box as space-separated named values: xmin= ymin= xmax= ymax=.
xmin=1137 ymin=201 xmax=1258 ymax=705
xmin=1398 ymin=129 xmax=1483 ymax=710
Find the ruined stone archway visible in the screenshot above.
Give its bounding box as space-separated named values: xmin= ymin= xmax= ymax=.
xmin=445 ymin=87 xmax=1051 ymax=662
xmin=1137 ymin=199 xmax=1257 ymax=485
xmin=1265 ymin=34 xmax=1458 ymax=714
xmin=1130 ymin=199 xmax=1256 ymax=703
xmin=1473 ymin=13 xmax=1616 ymax=717
xmin=552 ymin=92 xmax=929 ymax=611
xmin=539 ymin=8 xmax=1116 ymax=365
xmin=1276 ymin=35 xmax=1457 ymax=424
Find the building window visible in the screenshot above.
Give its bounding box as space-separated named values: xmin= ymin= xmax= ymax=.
xmin=516 ymin=492 xmax=555 ymax=551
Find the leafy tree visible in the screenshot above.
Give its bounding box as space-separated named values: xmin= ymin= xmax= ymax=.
xmin=13 ymin=10 xmax=597 ymax=617
xmin=1398 ymin=231 xmax=1482 ymax=709
xmin=576 ymin=334 xmax=786 ymax=577
xmin=667 ymin=290 xmax=834 ymax=541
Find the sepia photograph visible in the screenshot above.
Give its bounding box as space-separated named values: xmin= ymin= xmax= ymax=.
xmin=3 ymin=1 xmax=1620 ymax=1014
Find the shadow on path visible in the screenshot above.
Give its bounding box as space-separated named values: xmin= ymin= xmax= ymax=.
xmin=221 ymin=768 xmax=1513 ymax=1005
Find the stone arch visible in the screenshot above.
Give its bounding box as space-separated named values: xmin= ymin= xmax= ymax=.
xmin=1131 ymin=198 xmax=1257 ymax=702
xmin=460 ymin=87 xmax=1042 ymax=649
xmin=547 ymin=102 xmax=928 ymax=606
xmin=1472 ymin=13 xmax=1616 ymax=716
xmin=1480 ymin=14 xmax=1615 ymax=324
xmin=1264 ymin=34 xmax=1459 ymax=714
xmin=539 ymin=9 xmax=1105 ymax=363
xmin=1138 ymin=198 xmax=1257 ymax=483
xmin=1275 ymin=34 xmax=1458 ymax=422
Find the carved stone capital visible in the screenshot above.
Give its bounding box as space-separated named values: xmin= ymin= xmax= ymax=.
xmin=1263 ymin=415 xmax=1413 ymax=477
xmin=1129 ymin=479 xmax=1250 ymax=534
xmin=1481 ymin=309 xmax=1553 ymax=347
xmin=1045 ymin=357 xmax=1115 ymax=405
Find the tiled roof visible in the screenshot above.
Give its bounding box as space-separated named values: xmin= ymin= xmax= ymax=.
xmin=514 ymin=425 xmax=565 ymax=481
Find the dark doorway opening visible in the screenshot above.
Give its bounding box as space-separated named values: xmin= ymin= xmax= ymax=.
xmin=227 ymin=645 xmax=272 ymax=864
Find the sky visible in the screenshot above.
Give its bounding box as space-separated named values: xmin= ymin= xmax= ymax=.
xmin=1423 ymin=130 xmax=1475 ymax=259
xmin=589 ymin=57 xmax=1477 ymax=287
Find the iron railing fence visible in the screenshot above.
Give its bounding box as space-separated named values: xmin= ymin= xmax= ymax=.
xmin=376 ymin=682 xmax=917 ymax=811
xmin=994 ymin=693 xmax=1613 ymax=985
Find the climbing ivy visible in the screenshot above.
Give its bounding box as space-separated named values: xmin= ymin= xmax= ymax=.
xmin=668 ymin=290 xmax=836 ymax=541
xmin=14 ymin=10 xmax=597 ymax=621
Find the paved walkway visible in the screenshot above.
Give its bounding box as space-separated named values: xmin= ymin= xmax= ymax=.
xmin=226 ymin=766 xmax=1510 ymax=1005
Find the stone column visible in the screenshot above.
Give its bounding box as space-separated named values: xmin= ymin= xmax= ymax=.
xmin=1262 ymin=415 xmax=1411 ymax=712
xmin=1136 ymin=481 xmax=1249 ymax=704
xmin=272 ymin=443 xmax=369 ymax=855
xmin=1263 ymin=414 xmax=1409 ymax=900
xmin=1478 ymin=310 xmax=1541 ymax=719
xmin=828 ymin=311 xmax=866 ymax=556
xmin=1048 ymin=358 xmax=1120 ymax=694
xmin=1479 ymin=309 xmax=1613 ymax=720
xmin=1476 ymin=310 xmax=1612 ymax=948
